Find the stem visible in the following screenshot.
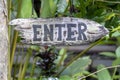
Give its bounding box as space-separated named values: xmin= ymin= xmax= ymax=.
xmin=56 ymin=48 xmax=67 ymax=70
xmin=10 ymin=0 xmax=22 ymax=72
xmin=40 ymin=76 xmax=43 ymax=80
xmin=8 ymin=0 xmax=11 ymax=20
xmin=18 ymin=45 xmax=26 ymax=80
xmin=13 ymin=47 xmax=20 ymax=79
xmin=57 ymin=37 xmax=104 ymax=76
xmin=30 ymin=58 xmax=37 ymax=77
xmin=112 ymin=68 xmax=117 ymax=79
xmin=80 ymin=65 xmax=120 ymax=79
xmin=19 ymin=48 xmax=32 ymax=80
xmin=10 ymin=30 xmax=18 ymax=69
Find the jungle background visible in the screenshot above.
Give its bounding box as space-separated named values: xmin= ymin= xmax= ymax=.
xmin=8 ymin=0 xmax=120 ymax=80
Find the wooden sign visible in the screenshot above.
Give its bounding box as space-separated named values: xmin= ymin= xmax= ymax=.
xmin=9 ymin=17 xmax=109 ymax=45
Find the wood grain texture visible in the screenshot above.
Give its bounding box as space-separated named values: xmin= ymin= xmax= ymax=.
xmin=9 ymin=17 xmax=109 ymax=45
xmin=0 ymin=0 xmax=8 ymax=80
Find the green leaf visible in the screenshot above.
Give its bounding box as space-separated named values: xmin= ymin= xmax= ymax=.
xmin=112 ymin=31 xmax=120 ymax=37
xmin=49 ymin=0 xmax=57 ymax=16
xmin=59 ymin=48 xmax=67 ymax=55
xmin=40 ymin=0 xmax=57 ymax=18
xmin=20 ymin=0 xmax=37 ymax=18
xmin=30 ymin=45 xmax=40 ymax=51
xmin=112 ymin=75 xmax=120 ymax=80
xmin=40 ymin=0 xmax=51 ymax=18
xmin=112 ymin=26 xmax=120 ymax=32
xmin=57 ymin=0 xmax=68 ymax=13
xmin=61 ymin=57 xmax=91 ymax=76
xmin=82 ymin=71 xmax=97 ymax=78
xmin=73 ymin=72 xmax=85 ymax=80
xmin=93 ymin=12 xmax=115 ymax=22
xmin=99 ymin=52 xmax=116 ymax=58
xmin=115 ymin=46 xmax=120 ymax=58
xmin=104 ymin=12 xmax=115 ymax=21
xmin=59 ymin=75 xmax=72 ymax=80
xmin=78 ymin=0 xmax=86 ymax=17
xmin=112 ymin=57 xmax=120 ymax=66
xmin=54 ymin=48 xmax=67 ymax=66
xmin=97 ymin=64 xmax=112 ymax=80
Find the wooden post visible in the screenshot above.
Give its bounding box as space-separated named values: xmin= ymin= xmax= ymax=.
xmin=0 ymin=0 xmax=8 ymax=80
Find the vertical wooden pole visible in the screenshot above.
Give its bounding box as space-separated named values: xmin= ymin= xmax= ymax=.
xmin=0 ymin=0 xmax=8 ymax=80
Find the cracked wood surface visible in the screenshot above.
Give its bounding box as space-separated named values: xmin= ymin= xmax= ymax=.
xmin=0 ymin=0 xmax=8 ymax=80
xmin=9 ymin=17 xmax=109 ymax=45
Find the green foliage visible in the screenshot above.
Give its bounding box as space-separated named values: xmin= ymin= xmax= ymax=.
xmin=8 ymin=0 xmax=120 ymax=80
xmin=25 ymin=77 xmax=36 ymax=80
xmin=40 ymin=0 xmax=57 ymax=18
xmin=55 ymin=48 xmax=67 ymax=67
xmin=100 ymin=52 xmax=116 ymax=58
xmin=20 ymin=0 xmax=37 ymax=18
xmin=112 ymin=57 xmax=120 ymax=66
xmin=97 ymin=65 xmax=112 ymax=80
xmin=100 ymin=46 xmax=120 ymax=66
xmin=57 ymin=0 xmax=68 ymax=13
xmin=60 ymin=57 xmax=91 ymax=76
xmin=59 ymin=75 xmax=71 ymax=80
xmin=19 ymin=49 xmax=32 ymax=80
xmin=30 ymin=45 xmax=40 ymax=51
xmin=115 ymin=46 xmax=120 ymax=58
xmin=112 ymin=31 xmax=120 ymax=37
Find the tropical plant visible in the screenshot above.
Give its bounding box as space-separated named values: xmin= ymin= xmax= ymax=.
xmin=8 ymin=0 xmax=120 ymax=80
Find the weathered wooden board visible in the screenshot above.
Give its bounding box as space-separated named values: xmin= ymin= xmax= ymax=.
xmin=0 ymin=0 xmax=8 ymax=80
xmin=9 ymin=17 xmax=109 ymax=45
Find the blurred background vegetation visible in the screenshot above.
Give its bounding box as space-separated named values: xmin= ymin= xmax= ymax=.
xmin=8 ymin=0 xmax=120 ymax=80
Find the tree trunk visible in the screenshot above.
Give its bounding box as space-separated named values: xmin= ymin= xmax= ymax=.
xmin=0 ymin=0 xmax=8 ymax=80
